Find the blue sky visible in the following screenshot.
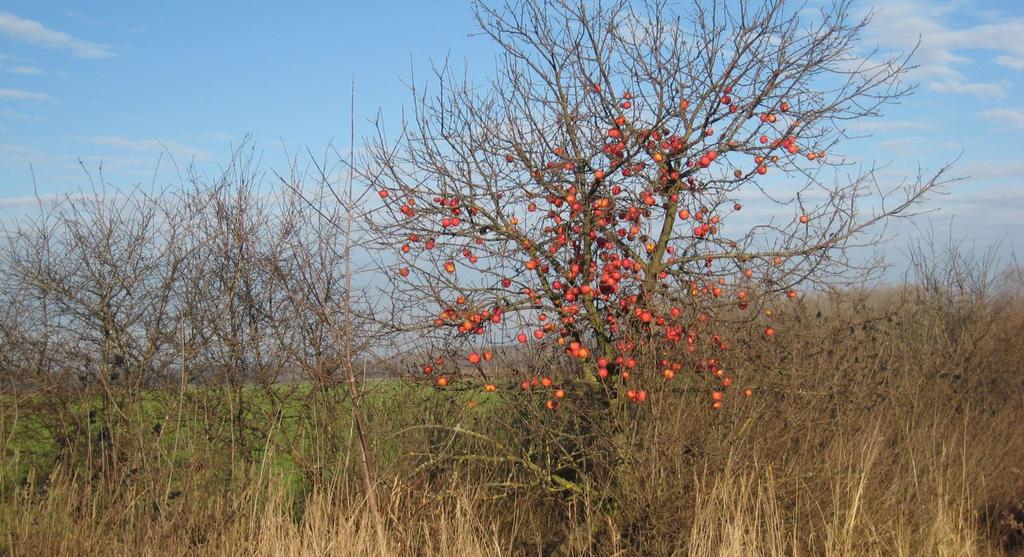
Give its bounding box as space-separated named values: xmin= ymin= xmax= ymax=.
xmin=0 ymin=1 xmax=496 ymax=197
xmin=1 ymin=0 xmax=1022 ymax=270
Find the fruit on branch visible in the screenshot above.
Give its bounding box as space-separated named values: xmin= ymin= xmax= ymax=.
xmin=369 ymin=0 xmax=928 ymax=412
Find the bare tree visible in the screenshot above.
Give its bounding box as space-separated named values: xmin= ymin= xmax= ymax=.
xmin=0 ymin=181 xmax=191 ymax=476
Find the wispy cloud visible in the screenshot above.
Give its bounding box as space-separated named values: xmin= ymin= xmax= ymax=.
xmin=865 ymin=0 xmax=1024 ymax=97
xmin=874 ymin=136 xmax=961 ymax=158
xmin=848 ymin=119 xmax=933 ymax=132
xmin=0 ymin=192 xmax=96 ymax=209
xmin=0 ymin=11 xmax=113 ymax=59
xmin=978 ymin=108 xmax=1024 ymax=129
xmin=0 ymin=88 xmax=53 ymax=102
xmin=88 ymin=136 xmax=213 ymax=161
xmin=187 ymin=132 xmax=235 ymax=142
xmin=8 ymin=65 xmax=44 ymax=75
xmin=994 ymin=55 xmax=1024 ymax=71
xmin=0 ymin=142 xmax=51 ymax=165
xmin=875 ymin=136 xmax=926 ymax=158
xmin=927 ymin=80 xmax=1007 ymax=98
xmin=929 ymin=186 xmax=1024 ymax=222
xmin=957 ymin=159 xmax=1024 ymax=180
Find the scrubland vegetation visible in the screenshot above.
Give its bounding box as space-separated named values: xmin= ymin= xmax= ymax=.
xmin=3 ymin=0 xmax=1023 ymax=555
xmin=0 ymin=182 xmax=1020 ymax=555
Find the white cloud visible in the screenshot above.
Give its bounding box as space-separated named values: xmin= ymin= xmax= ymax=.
xmin=873 ymin=136 xmax=959 ymax=158
xmin=994 ymin=55 xmax=1024 ymax=71
xmin=927 ymin=80 xmax=1007 ymax=98
xmin=0 ymin=192 xmax=95 ymax=209
xmin=864 ymin=0 xmax=1024 ymax=97
xmin=188 ymin=132 xmax=235 ymax=142
xmin=978 ymin=108 xmax=1024 ymax=129
xmin=0 ymin=142 xmax=51 ymax=165
xmin=9 ymin=65 xmax=43 ymax=75
xmin=0 ymin=88 xmax=54 ymax=102
xmin=874 ymin=136 xmax=926 ymax=158
xmin=929 ymin=185 xmax=1024 ymax=218
xmin=848 ymin=119 xmax=933 ymax=132
xmin=88 ymin=136 xmax=213 ymax=161
xmin=957 ymin=159 xmax=1024 ymax=180
xmin=0 ymin=11 xmax=112 ymax=59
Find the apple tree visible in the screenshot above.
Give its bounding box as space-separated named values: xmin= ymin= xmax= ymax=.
xmin=363 ymin=0 xmax=940 ymax=410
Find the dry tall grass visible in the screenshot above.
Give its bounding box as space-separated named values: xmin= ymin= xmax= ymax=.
xmin=3 ymin=263 xmax=1023 ymax=556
